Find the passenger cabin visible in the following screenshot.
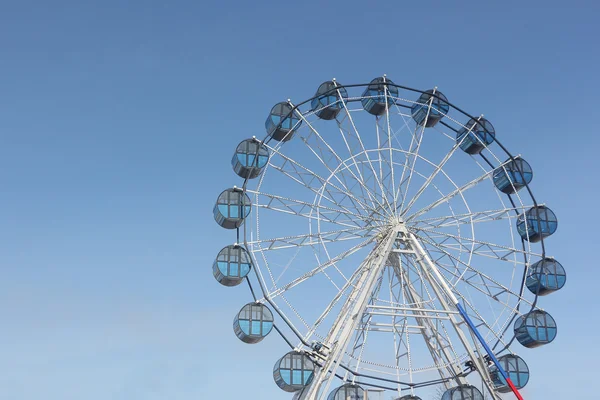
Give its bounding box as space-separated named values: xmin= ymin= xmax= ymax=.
xmin=266 ymin=102 xmax=302 ymax=142
xmin=361 ymin=76 xmax=399 ymax=116
xmin=311 ymin=80 xmax=348 ymax=120
xmin=327 ymin=384 xmax=365 ymax=400
xmin=456 ymin=117 xmax=495 ymax=154
xmin=232 ymin=138 xmax=269 ymax=179
xmin=213 ymin=188 xmax=252 ymax=229
xmin=514 ymin=310 xmax=557 ymax=348
xmin=516 ymin=205 xmax=558 ymax=242
xmin=273 ymin=351 xmax=315 ymax=392
xmin=411 ymin=89 xmax=449 ymax=127
xmin=489 ymin=354 xmax=530 ymax=393
xmin=441 ymin=385 xmax=484 ymax=400
xmin=493 ymin=156 xmax=533 ymax=194
xmin=212 ymin=245 xmax=252 ymax=286
xmin=233 ymin=302 xmax=274 ymax=344
xmin=526 ymin=258 xmax=566 ymax=296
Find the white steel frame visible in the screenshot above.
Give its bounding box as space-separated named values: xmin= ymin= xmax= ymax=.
xmin=228 ymin=79 xmax=549 ymax=399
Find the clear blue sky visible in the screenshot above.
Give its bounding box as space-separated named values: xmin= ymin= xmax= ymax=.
xmin=0 ymin=1 xmax=597 ymax=399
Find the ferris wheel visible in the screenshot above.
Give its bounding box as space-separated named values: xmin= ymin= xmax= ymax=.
xmin=212 ymin=76 xmax=565 ymax=400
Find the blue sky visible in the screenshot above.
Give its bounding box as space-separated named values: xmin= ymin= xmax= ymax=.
xmin=0 ymin=1 xmax=598 ymax=399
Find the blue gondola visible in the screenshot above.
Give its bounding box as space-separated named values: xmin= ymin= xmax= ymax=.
xmin=232 ymin=138 xmax=269 ymax=179
xmin=328 ymin=383 xmax=365 ymax=400
xmin=411 ymin=89 xmax=450 ymax=127
xmin=514 ymin=310 xmax=557 ymax=348
xmin=273 ymin=351 xmax=315 ymax=392
xmin=493 ymin=156 xmax=533 ymax=194
xmin=213 ymin=188 xmax=252 ymax=229
xmin=516 ymin=205 xmax=558 ymax=242
xmin=212 ymin=244 xmax=252 ymax=286
xmin=456 ymin=117 xmax=495 ymax=154
xmin=311 ymin=80 xmax=348 ymax=120
xmin=233 ymin=302 xmax=274 ymax=344
xmin=361 ymin=76 xmax=399 ymax=116
xmin=526 ymin=257 xmax=566 ymax=296
xmin=266 ymin=102 xmax=302 ymax=142
xmin=489 ymin=354 xmax=530 ymax=393
xmin=441 ymin=385 xmax=484 ymax=400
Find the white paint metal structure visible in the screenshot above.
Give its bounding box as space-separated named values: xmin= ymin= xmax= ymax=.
xmin=213 ymin=77 xmax=564 ymax=399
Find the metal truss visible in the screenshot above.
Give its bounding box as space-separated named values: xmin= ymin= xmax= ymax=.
xmin=218 ymin=79 xmax=556 ymax=400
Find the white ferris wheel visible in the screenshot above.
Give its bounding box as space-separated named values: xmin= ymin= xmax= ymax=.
xmin=212 ymin=76 xmax=565 ymax=400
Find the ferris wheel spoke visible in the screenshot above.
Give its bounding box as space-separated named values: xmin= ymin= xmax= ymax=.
xmin=453 ymin=286 xmax=517 ymax=356
xmin=413 ymin=232 xmax=534 ymax=308
xmin=333 ymin=106 xmax=376 ymax=188
xmin=248 ymin=227 xmax=374 ymax=252
xmin=384 ymin=102 xmax=414 ymax=151
xmin=405 ymin=166 xmax=498 ymax=222
xmin=432 ymin=241 xmax=523 ymax=267
xmin=299 ymin=128 xmax=386 ymax=214
xmin=297 ymin=107 xmax=389 ymax=214
xmin=263 ymin=236 xmax=375 ymax=299
xmin=345 ymin=149 xmax=398 ymax=214
xmin=409 ymin=206 xmax=530 ymax=229
xmin=249 ymin=189 xmax=377 ymax=229
xmin=411 ymin=227 xmax=540 ymax=261
xmin=385 ymin=161 xmax=467 ymax=232
xmin=435 ymin=260 xmax=506 ymax=304
xmin=266 ymin=145 xmax=377 ymax=217
xmin=403 ymin=265 xmax=515 ymax=334
xmin=333 ymin=109 xmax=381 ymax=211
xmin=374 ymin=101 xmax=422 ymax=211
xmin=374 ymin=107 xmax=419 ymax=213
xmin=395 ymin=122 xmax=426 ymax=212
xmin=453 ymin=290 xmax=513 ymax=350
xmin=385 ymin=95 xmax=436 ymax=213
xmin=336 ymin=96 xmax=396 ymax=216
xmin=400 ymin=131 xmax=472 ymax=216
xmin=378 ymin=100 xmax=398 ymax=210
